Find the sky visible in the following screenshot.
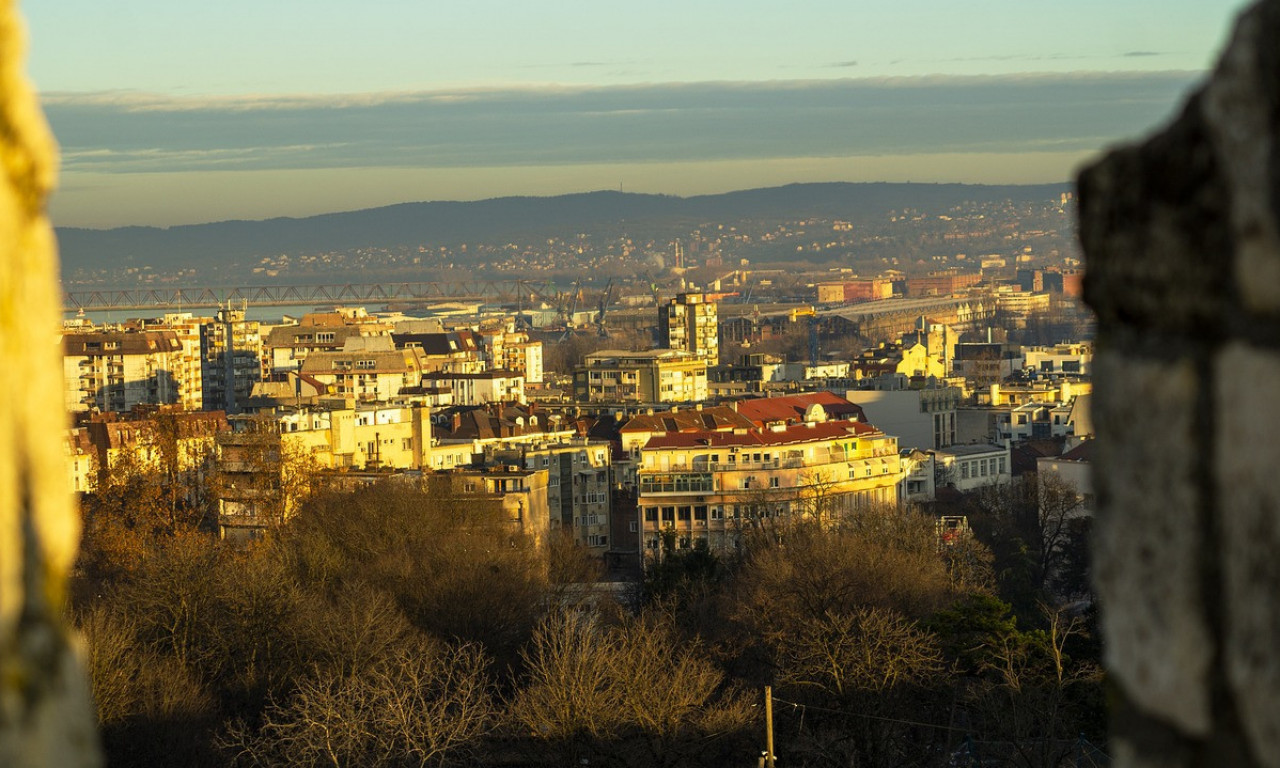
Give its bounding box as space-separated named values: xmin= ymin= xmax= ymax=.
xmin=25 ymin=0 xmax=1246 ymax=228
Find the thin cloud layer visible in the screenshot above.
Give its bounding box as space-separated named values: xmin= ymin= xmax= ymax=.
xmin=45 ymin=73 xmax=1199 ymax=176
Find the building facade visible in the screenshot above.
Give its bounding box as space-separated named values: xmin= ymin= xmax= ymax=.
xmin=635 ymin=410 xmax=903 ymax=562
xmin=63 ymin=330 xmax=194 ymax=413
xmin=493 ymin=439 xmax=613 ymax=553
xmin=202 ymin=308 xmax=264 ymax=413
xmin=658 ymin=292 xmax=719 ymax=365
xmin=575 ymin=349 xmax=708 ymax=403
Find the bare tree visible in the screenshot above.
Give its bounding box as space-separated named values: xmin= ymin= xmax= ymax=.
xmin=225 ymin=639 xmax=496 ymax=768
xmin=779 ymin=606 xmax=945 ymax=698
xmin=77 ymin=604 xmax=211 ymax=727
xmin=511 ymin=610 xmax=752 ymax=768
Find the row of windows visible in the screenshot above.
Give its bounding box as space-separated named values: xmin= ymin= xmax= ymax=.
xmin=643 ymin=505 xmax=713 ymax=522
xmin=959 ymin=456 xmax=1007 ymax=480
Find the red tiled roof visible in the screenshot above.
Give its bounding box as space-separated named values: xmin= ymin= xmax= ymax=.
xmin=644 ymin=418 xmax=876 ymax=450
xmin=620 ymin=406 xmax=755 ymax=434
xmin=732 ymin=392 xmax=866 ymax=426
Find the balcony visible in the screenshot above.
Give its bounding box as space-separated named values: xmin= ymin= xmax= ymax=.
xmin=638 ymin=472 xmax=714 ymax=495
xmin=705 ymin=458 xmax=806 ymax=472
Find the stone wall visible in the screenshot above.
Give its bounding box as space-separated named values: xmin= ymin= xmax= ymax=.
xmin=1078 ymin=2 xmax=1280 ymax=766
xmin=0 ymin=1 xmax=100 ymax=764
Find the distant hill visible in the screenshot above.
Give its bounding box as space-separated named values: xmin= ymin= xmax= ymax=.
xmin=56 ymin=182 xmax=1071 ymax=276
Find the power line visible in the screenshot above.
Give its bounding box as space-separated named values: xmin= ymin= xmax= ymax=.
xmin=770 ymin=695 xmax=970 ymax=734
xmin=769 ymin=695 xmax=1110 ymax=765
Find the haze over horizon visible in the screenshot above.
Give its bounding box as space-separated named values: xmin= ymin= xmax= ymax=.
xmin=28 ymin=0 xmax=1245 ymax=229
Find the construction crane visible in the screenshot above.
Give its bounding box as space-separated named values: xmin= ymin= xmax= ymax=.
xmin=557 ymin=279 xmax=582 ymax=342
xmin=594 ymin=279 xmax=615 ymax=338
xmin=790 ymin=306 xmax=820 ymax=366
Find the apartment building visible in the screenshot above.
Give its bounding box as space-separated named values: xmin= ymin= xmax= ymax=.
xmin=504 ymin=335 xmax=544 ymax=384
xmin=422 ymin=370 xmax=525 ymax=405
xmin=1022 ymin=342 xmax=1092 ymax=376
xmin=658 ymin=292 xmax=719 ymax=365
xmin=575 ymin=349 xmax=708 ymax=403
xmin=264 ymin=311 xmax=393 ymax=374
xmin=845 ymin=387 xmax=962 ymax=450
xmin=423 ymin=467 xmax=551 ymax=548
xmin=492 ymin=438 xmax=613 ymax=553
xmin=264 ymin=402 xmax=433 ymax=470
xmin=635 ymin=406 xmax=903 ymax=561
xmin=63 ymin=329 xmax=195 ymax=412
xmin=932 ymin=443 xmax=1012 ymax=492
xmin=202 ymin=308 xmax=264 ymax=413
xmin=301 ymin=336 xmax=429 ymax=401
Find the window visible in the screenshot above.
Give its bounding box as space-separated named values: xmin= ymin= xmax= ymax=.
xmin=961 ymin=463 xmax=970 ymax=480
xmin=661 ymin=507 xmax=675 ymax=522
xmin=694 ymin=505 xmax=708 ymax=520
xmin=644 ymin=507 xmax=658 ymax=522
xmin=629 ymin=521 xmax=639 ymax=533
xmin=770 ymin=477 xmax=780 ymax=488
xmin=710 ymin=507 xmax=724 ymax=520
xmin=587 ymin=535 xmax=608 ymax=547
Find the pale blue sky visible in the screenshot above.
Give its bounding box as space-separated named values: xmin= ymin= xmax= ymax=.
xmin=24 ymin=0 xmax=1246 ymax=227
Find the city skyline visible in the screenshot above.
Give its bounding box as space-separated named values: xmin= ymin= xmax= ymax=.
xmin=28 ymin=0 xmax=1244 ymax=228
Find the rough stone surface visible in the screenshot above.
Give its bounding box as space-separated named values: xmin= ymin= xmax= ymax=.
xmin=0 ymin=1 xmax=101 ymax=765
xmin=1201 ymin=3 xmax=1280 ymax=314
xmin=1091 ymin=352 xmax=1211 ymax=735
xmin=1079 ymin=98 xmax=1232 ymax=338
xmin=1217 ymin=343 xmax=1280 ymax=768
xmin=1080 ymin=2 xmax=1280 ymax=767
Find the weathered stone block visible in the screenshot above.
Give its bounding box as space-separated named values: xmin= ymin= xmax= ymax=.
xmin=1216 ymin=342 xmax=1280 ymax=768
xmin=1078 ymin=101 xmax=1233 ymax=339
xmin=1201 ymin=2 xmax=1280 ymax=315
xmin=1092 ymin=351 xmax=1212 ymax=735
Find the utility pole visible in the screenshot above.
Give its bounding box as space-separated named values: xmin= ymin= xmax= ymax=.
xmin=764 ymin=685 xmax=776 ymax=767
